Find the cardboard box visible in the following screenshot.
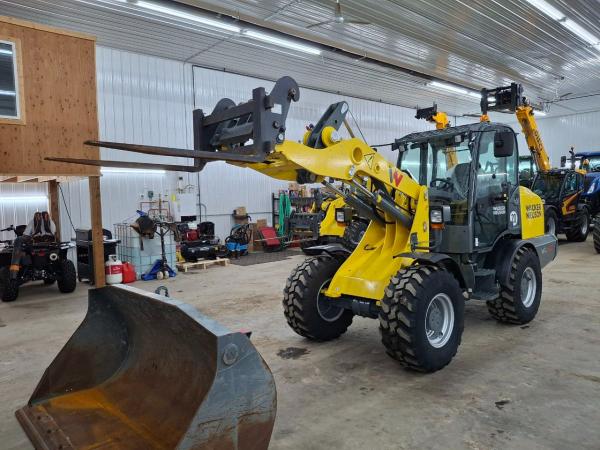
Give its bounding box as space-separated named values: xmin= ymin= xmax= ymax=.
xmin=233 ymin=206 xmax=247 ymax=216
xmin=256 ymin=219 xmax=268 ymax=228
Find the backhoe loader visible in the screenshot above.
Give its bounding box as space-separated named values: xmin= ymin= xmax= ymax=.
xmin=481 ymin=83 xmax=591 ymax=241
xmin=27 ymin=76 xmax=557 ymax=449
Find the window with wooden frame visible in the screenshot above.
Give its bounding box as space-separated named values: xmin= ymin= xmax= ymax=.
xmin=0 ymin=37 xmax=25 ymax=124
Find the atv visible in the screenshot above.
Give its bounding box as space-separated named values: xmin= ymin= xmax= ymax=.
xmin=0 ymin=225 xmax=77 ymax=302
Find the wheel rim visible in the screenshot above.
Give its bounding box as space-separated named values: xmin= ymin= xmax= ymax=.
xmin=581 ymin=214 xmax=589 ymax=235
xmin=425 ymin=293 xmax=455 ymax=348
xmin=547 ymin=217 xmax=556 ymax=237
xmin=520 ymin=267 xmax=537 ymax=308
xmin=316 ymin=278 xmax=344 ymax=322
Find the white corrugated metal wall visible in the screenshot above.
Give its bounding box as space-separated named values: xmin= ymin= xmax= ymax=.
xmin=3 ymin=45 xmax=599 ymax=243
xmin=0 ymin=184 xmax=49 ymax=241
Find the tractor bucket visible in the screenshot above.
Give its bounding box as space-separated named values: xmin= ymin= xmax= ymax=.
xmin=15 ymin=285 xmax=276 ymax=450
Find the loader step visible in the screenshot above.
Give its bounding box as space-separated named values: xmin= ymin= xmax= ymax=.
xmin=176 ymin=257 xmax=230 ymax=272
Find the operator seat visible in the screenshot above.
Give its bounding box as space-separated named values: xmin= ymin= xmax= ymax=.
xmin=450 ymin=163 xmax=471 ymax=199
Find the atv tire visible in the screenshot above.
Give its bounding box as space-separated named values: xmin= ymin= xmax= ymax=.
xmin=283 ymin=256 xmax=353 ymax=341
xmin=343 ymin=220 xmax=368 ymax=249
xmin=0 ymin=267 xmax=19 ymax=302
xmin=487 ymin=247 xmax=542 ymax=324
xmin=565 ymin=209 xmax=590 ymax=242
xmin=57 ymin=260 xmax=77 ymax=293
xmin=379 ymin=265 xmax=464 ymax=373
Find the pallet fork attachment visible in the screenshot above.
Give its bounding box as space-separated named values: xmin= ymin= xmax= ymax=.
xmin=16 ymin=286 xmax=276 ymax=450
xmin=46 ymin=76 xmax=301 ymax=172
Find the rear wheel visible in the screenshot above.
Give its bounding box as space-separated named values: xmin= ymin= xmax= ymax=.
xmin=57 ymin=260 xmax=77 ymax=293
xmin=0 ymin=267 xmax=19 ymax=302
xmin=283 ymin=256 xmax=353 ymax=341
xmin=379 ymin=265 xmax=464 ymax=373
xmin=545 ymin=209 xmax=557 ymax=237
xmin=593 ymin=215 xmax=600 ymax=254
xmin=565 ymin=209 xmax=590 ymax=242
xmin=343 ymin=220 xmax=368 ymax=249
xmin=487 ymin=247 xmax=542 ymax=324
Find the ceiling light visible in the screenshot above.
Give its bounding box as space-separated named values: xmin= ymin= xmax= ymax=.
xmin=563 ymin=19 xmax=600 ymax=46
xmin=0 ymin=48 xmax=12 ymax=55
xmin=0 ymin=90 xmax=16 ymax=96
xmin=524 ymin=0 xmax=565 ymax=21
xmin=243 ymin=30 xmax=322 ymax=55
xmin=525 ymin=0 xmax=599 ymax=48
xmin=430 ymin=81 xmax=482 ymax=101
xmin=101 ymin=168 xmax=166 ymax=174
xmin=0 ymin=196 xmax=48 ymax=202
xmin=429 ymin=81 xmax=468 ymax=95
xmin=136 ymin=1 xmax=241 ymax=33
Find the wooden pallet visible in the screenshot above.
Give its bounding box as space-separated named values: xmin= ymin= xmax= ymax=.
xmin=176 ymin=257 xmax=230 ymax=273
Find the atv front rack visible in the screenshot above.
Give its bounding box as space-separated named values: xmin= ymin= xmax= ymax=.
xmin=47 ymin=76 xmax=300 ymax=172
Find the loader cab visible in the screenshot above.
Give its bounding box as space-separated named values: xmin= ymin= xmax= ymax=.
xmin=396 ymin=122 xmax=519 ymax=254
xmin=531 ymin=169 xmax=584 ymax=216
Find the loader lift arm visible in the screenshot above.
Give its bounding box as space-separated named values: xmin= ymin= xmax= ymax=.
xmin=480 ymin=83 xmax=551 ymax=172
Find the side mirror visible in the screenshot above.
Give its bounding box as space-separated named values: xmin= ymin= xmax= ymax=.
xmin=494 ymin=131 xmax=515 ymax=158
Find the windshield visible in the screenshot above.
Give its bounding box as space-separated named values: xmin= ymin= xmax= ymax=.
xmin=398 ymin=132 xmax=473 ymax=224
xmin=519 ymin=157 xmax=536 ymax=180
xmin=398 ymin=133 xmax=473 ymax=188
xmin=532 ymin=173 xmax=562 ymax=201
xmin=584 ymin=156 xmax=600 ymax=172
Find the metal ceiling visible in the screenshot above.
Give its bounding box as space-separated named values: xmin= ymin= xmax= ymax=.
xmin=1 ymin=0 xmax=599 ymax=117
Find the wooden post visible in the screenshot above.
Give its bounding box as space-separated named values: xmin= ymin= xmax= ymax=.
xmin=88 ymin=176 xmax=105 ymax=287
xmin=48 ymin=180 xmax=61 ymax=240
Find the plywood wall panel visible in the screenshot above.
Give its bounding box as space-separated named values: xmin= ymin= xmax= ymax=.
xmin=0 ymin=16 xmax=99 ymax=176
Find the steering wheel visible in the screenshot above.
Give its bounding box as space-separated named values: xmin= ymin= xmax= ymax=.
xmin=430 ymin=178 xmax=454 ymax=191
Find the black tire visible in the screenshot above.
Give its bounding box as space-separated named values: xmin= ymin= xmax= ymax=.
xmin=343 ymin=220 xmax=368 ymax=249
xmin=594 ymin=215 xmax=600 ymax=254
xmin=545 ymin=209 xmax=557 ymax=237
xmin=565 ymin=209 xmax=590 ymax=242
xmin=57 ymin=259 xmax=77 ymax=293
xmin=0 ymin=267 xmax=19 ymax=302
xmin=487 ymin=247 xmax=542 ymax=324
xmin=300 ymin=238 xmax=318 ymax=255
xmin=379 ymin=265 xmax=464 ymax=373
xmin=283 ymin=256 xmax=353 ymax=341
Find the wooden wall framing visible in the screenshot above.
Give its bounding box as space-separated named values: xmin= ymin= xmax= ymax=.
xmin=0 ymin=15 xmax=99 ymax=177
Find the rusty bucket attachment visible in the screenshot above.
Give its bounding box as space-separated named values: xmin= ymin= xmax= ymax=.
xmin=15 ymin=285 xmax=276 ymax=450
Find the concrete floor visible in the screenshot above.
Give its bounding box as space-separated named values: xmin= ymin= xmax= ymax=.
xmin=1 ymin=240 xmax=599 ymax=450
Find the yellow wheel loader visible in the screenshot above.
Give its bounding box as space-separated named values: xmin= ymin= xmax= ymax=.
xmin=35 ymin=76 xmax=557 ymax=449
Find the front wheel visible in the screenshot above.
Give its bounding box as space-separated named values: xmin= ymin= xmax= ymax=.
xmin=487 ymin=247 xmax=542 ymax=324
xmin=283 ymin=256 xmax=353 ymax=341
xmin=565 ymin=209 xmax=590 ymax=242
xmin=379 ymin=266 xmax=465 ymax=373
xmin=57 ymin=260 xmax=77 ymax=293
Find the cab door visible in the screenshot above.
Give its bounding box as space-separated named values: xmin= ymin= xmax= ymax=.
xmin=560 ymin=171 xmax=583 ymax=216
xmin=473 ymin=130 xmax=518 ymax=248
